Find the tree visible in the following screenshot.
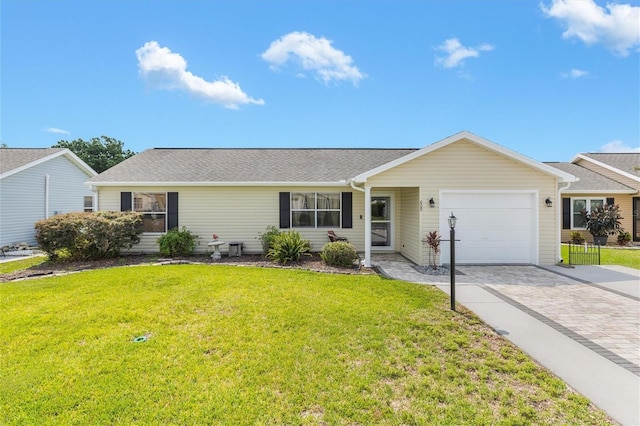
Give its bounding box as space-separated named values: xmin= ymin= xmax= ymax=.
xmin=52 ymin=136 xmax=135 ymax=173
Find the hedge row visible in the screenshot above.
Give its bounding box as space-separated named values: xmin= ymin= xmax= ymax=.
xmin=35 ymin=211 xmax=143 ymax=260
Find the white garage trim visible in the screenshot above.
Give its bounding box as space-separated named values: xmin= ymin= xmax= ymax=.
xmin=439 ymin=190 xmax=539 ymax=265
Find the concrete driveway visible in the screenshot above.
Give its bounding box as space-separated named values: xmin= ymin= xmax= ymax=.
xmin=372 ymin=254 xmax=640 ymax=426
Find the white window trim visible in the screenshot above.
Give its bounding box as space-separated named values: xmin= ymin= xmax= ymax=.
xmin=570 ymin=197 xmax=605 ymax=229
xmin=133 ymin=192 xmax=168 ymax=234
xmin=290 ymin=192 xmax=341 ymax=228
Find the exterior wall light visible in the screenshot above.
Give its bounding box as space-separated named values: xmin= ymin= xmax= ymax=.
xmin=429 ymin=197 xmax=435 ymax=208
xmin=545 ymin=197 xmax=553 ymax=208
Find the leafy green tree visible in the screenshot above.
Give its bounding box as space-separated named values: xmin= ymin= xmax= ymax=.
xmin=52 ymin=136 xmax=135 ymax=173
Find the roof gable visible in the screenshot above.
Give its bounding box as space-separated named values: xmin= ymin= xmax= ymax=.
xmin=352 ymin=131 xmax=576 ymax=183
xmin=571 ymin=153 xmax=640 ymax=183
xmin=545 ymin=162 xmax=637 ymax=194
xmin=0 ymin=148 xmax=97 ymax=179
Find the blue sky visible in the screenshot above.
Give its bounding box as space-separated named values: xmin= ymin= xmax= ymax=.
xmin=2 ymin=0 xmax=638 ymax=162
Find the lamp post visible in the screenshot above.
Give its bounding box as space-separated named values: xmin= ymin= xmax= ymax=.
xmin=448 ymin=212 xmax=457 ymax=311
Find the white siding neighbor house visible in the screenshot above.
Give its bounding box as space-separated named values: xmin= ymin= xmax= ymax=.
xmin=0 ymin=148 xmax=97 ymax=248
xmin=88 ymin=131 xmax=576 ymax=266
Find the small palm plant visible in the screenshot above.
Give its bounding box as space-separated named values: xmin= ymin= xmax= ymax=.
xmin=423 ymin=231 xmax=441 ymax=269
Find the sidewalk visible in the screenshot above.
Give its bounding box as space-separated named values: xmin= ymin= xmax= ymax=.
xmin=372 ymin=256 xmax=640 ymax=426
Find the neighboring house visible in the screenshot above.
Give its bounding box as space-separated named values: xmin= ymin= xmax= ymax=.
xmin=0 ymin=148 xmax=97 ymax=247
xmin=546 ymin=153 xmax=640 ymax=244
xmin=88 ymin=131 xmax=576 ymax=266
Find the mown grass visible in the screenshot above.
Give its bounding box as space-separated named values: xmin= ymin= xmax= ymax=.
xmin=561 ymin=245 xmax=640 ymax=269
xmin=1 ymin=265 xmax=611 ymax=425
xmin=0 ymin=256 xmax=47 ymax=274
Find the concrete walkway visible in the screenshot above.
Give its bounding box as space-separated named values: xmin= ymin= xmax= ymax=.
xmin=372 ymin=254 xmax=640 ymax=426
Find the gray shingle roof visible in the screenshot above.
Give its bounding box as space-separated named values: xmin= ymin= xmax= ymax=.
xmin=545 ymin=162 xmax=637 ymax=192
xmin=89 ymin=148 xmax=418 ymax=184
xmin=580 ymin=153 xmax=640 ymax=177
xmin=0 ymin=148 xmax=66 ymax=175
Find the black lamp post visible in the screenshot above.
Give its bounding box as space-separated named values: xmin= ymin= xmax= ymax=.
xmin=448 ymin=212 xmax=457 ymax=311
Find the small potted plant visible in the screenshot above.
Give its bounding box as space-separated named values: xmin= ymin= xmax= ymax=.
xmin=582 ymin=204 xmax=623 ymax=246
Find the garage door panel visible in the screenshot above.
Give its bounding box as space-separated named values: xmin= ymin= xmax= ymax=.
xmin=440 ymin=192 xmax=536 ymax=264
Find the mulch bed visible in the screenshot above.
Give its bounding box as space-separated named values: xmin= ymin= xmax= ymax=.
xmin=1 ymin=253 xmax=376 ymax=283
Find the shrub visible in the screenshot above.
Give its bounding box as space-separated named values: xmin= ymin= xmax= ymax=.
xmin=157 ymin=226 xmax=198 ymax=257
xmin=321 ymin=241 xmax=358 ymax=268
xmin=266 ymin=231 xmax=311 ymax=264
xmin=569 ymin=231 xmax=586 ymax=244
xmin=35 ymin=211 xmax=143 ymax=260
xmin=257 ymin=225 xmax=282 ymax=255
xmin=582 ymin=204 xmax=623 ymax=237
xmin=617 ymin=231 xmax=632 ymax=246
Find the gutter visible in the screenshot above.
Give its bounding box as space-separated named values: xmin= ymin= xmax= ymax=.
xmin=557 ymin=180 xmax=576 ymax=263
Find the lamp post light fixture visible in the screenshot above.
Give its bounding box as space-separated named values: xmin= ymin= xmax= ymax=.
xmin=448 ymin=212 xmax=457 ymax=311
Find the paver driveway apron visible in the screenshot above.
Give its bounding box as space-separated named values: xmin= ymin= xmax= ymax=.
xmin=371 ymin=256 xmax=640 ymax=426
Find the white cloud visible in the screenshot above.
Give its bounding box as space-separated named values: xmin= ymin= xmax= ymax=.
xmin=435 ymin=38 xmax=494 ymax=69
xmin=599 ymin=140 xmax=640 ymax=152
xmin=261 ymin=31 xmax=364 ymax=85
xmin=562 ymin=68 xmax=589 ymax=78
xmin=541 ymin=0 xmax=640 ymax=56
xmin=45 ymin=127 xmax=70 ymax=134
xmin=135 ymin=41 xmax=264 ymax=109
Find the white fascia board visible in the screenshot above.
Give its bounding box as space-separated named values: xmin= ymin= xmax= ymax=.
xmin=62 ymin=150 xmax=98 ymax=177
xmin=89 ymin=181 xmax=351 ymax=187
xmin=0 ymin=149 xmax=97 ymax=180
xmin=352 ymin=131 xmax=577 ymax=183
xmin=557 ymin=189 xmax=638 ymax=195
xmin=571 ymin=154 xmax=640 ymax=183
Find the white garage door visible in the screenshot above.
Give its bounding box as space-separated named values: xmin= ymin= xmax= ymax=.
xmin=439 ymin=192 xmax=537 ymax=264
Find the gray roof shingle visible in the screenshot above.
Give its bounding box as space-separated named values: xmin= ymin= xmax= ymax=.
xmin=580 ymin=153 xmax=640 ymax=178
xmin=89 ymin=148 xmax=418 ymax=184
xmin=0 ymin=148 xmax=66 ymax=175
xmin=545 ymin=162 xmax=637 ymax=192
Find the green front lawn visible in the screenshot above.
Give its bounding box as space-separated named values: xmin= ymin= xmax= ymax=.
xmin=0 ymin=256 xmax=47 ymax=274
xmin=1 ymin=265 xmax=611 ymax=425
xmin=561 ymin=245 xmax=640 ymax=269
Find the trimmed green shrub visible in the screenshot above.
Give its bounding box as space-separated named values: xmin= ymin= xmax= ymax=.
xmin=257 ymin=225 xmax=282 ymax=255
xmin=321 ymin=241 xmax=359 ymax=268
xmin=35 ymin=211 xmax=143 ymax=260
xmin=157 ymin=226 xmax=198 ymax=257
xmin=569 ymin=231 xmax=586 ymax=244
xmin=266 ymin=231 xmax=311 ymax=264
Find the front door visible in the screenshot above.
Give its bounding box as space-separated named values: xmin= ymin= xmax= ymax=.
xmin=371 ymin=196 xmax=392 ymax=248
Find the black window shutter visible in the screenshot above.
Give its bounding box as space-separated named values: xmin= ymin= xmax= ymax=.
xmin=121 ymin=192 xmax=132 ymax=211
xmin=606 ymin=197 xmax=615 ymax=206
xmin=167 ymin=192 xmax=178 ymax=230
xmin=341 ymin=192 xmax=353 ymax=228
xmin=562 ymin=198 xmax=571 ymax=229
xmin=279 ymin=192 xmax=290 ymax=229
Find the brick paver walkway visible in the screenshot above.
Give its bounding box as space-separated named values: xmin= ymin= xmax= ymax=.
xmin=372 ymin=255 xmax=640 ymax=376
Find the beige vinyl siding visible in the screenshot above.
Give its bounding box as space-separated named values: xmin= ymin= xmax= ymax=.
xmin=399 ymin=187 xmax=420 ymax=263
xmin=366 ymin=140 xmax=559 ymax=264
xmin=574 ymin=159 xmax=640 ymax=191
xmin=98 ymin=186 xmax=365 ymax=254
xmin=561 ymin=193 xmax=635 ymax=244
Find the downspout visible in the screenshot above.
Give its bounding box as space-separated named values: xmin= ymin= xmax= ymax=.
xmin=45 ymin=174 xmax=50 ymax=218
xmin=350 ymin=180 xmax=372 ymax=267
xmin=557 ymin=180 xmax=575 ymax=263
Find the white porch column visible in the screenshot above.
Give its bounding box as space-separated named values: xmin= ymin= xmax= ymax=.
xmin=364 ymin=186 xmax=372 ymax=267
